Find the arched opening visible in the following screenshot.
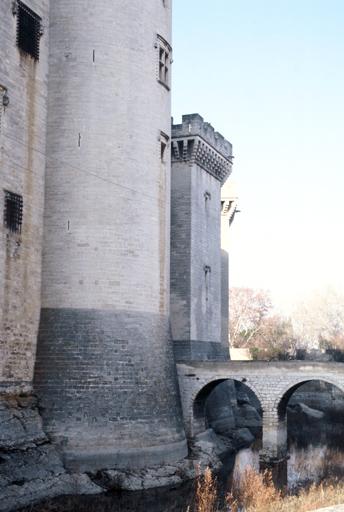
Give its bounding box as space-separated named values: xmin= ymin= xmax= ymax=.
xmin=277 ymin=379 xmax=344 ymax=485
xmin=193 ymin=379 xmax=262 ymax=451
xmin=278 ymin=380 xmax=313 ymax=421
xmin=193 ymin=379 xmax=227 ymax=435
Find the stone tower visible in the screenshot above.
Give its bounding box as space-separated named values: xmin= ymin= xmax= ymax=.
xmin=170 ymin=114 xmax=233 ymax=362
xmin=34 ymin=0 xmax=187 ymax=471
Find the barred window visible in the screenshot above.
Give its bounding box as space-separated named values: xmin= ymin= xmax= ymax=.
xmin=157 ymin=35 xmax=172 ymax=90
xmin=4 ymin=191 xmax=23 ymax=233
xmin=16 ymin=1 xmax=42 ymax=60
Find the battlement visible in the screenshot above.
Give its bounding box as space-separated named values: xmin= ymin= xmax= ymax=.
xmin=171 ymin=114 xmax=233 ymax=183
xmin=172 ymin=114 xmax=233 ymax=160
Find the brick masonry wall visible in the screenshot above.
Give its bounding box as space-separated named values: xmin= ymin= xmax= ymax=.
xmin=170 ymin=161 xmax=192 ymax=340
xmin=190 ymin=165 xmax=221 ymax=342
xmin=0 ymin=0 xmax=49 ymax=389
xmin=35 ymin=308 xmax=187 ymax=470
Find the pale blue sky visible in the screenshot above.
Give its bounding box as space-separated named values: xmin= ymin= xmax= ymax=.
xmin=172 ymin=0 xmax=344 ymax=311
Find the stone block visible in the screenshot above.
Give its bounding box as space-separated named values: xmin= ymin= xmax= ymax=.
xmin=0 ymin=398 xmax=47 ymax=450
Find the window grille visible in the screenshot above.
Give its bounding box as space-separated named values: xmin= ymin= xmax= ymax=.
xmin=157 ymin=35 xmax=172 ymax=90
xmin=16 ymin=1 xmax=42 ymax=60
xmin=4 ymin=191 xmax=23 ymax=233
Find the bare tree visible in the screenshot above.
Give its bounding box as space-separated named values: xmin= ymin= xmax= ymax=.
xmin=229 ymin=287 xmax=298 ymax=360
xmin=230 ymin=287 xmax=344 ymax=360
xmin=250 ymin=315 xmax=298 ymax=360
xmin=292 ymin=288 xmax=344 ymax=351
xmin=229 ymin=288 xmax=272 ymax=348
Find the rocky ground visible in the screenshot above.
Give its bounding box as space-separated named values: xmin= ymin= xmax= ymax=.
xmin=0 ymin=395 xmax=233 ymax=512
xmin=0 ymin=395 xmax=101 ymax=512
xmin=2 ymin=381 xmax=344 ymax=511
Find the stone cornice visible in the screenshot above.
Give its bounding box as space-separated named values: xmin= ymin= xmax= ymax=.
xmin=171 ymin=135 xmax=232 ymax=183
xmin=172 ymin=114 xmax=233 ymax=183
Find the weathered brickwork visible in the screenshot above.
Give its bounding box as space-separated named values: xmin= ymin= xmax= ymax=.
xmin=35 ymin=309 xmax=187 ymax=470
xmin=34 ymin=0 xmax=187 ymax=471
xmin=170 ymin=114 xmax=233 ymax=360
xmin=0 ymin=0 xmax=49 ymax=390
xmin=177 ymin=361 xmax=344 ymax=460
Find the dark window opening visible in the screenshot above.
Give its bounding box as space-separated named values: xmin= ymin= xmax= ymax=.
xmin=4 ymin=191 xmax=23 ymax=233
xmin=16 ymin=1 xmax=42 ymax=60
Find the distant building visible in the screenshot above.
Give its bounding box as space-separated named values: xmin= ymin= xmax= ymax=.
xmin=221 ymin=181 xmax=239 ymax=351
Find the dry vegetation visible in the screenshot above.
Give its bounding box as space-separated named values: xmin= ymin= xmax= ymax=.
xmin=192 ymin=466 xmax=344 ymax=512
xmin=193 ymin=467 xmax=219 ymax=512
xmin=289 ymin=446 xmax=344 ymax=488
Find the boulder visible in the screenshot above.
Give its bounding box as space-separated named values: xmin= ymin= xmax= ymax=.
xmin=205 ymin=381 xmax=237 ymax=435
xmin=0 ymin=398 xmax=47 ymax=450
xmin=232 ymin=428 xmax=255 ymax=450
xmin=288 ymin=403 xmax=325 ymax=421
xmin=235 ymin=403 xmax=262 ymax=429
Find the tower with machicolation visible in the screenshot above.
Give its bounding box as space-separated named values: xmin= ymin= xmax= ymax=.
xmin=170 ymin=114 xmax=233 ymax=362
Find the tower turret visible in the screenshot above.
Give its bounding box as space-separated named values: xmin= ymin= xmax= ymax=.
xmin=34 ymin=0 xmax=187 ymax=472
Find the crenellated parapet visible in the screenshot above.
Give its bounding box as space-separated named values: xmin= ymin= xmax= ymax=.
xmin=172 ymin=114 xmax=233 ymax=183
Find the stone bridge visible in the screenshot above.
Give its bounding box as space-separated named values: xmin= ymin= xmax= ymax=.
xmin=177 ymin=361 xmax=344 ymax=462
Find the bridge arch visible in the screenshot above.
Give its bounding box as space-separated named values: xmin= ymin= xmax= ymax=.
xmin=177 ymin=361 xmax=344 ymax=462
xmin=192 ymin=377 xmax=263 ymax=436
xmin=275 ymin=378 xmax=344 ymax=420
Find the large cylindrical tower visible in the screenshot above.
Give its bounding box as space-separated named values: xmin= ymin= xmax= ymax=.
xmin=34 ymin=0 xmax=187 ymax=471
